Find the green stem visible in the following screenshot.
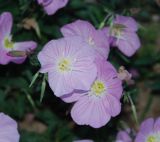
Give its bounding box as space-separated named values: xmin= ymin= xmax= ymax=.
xmin=127 ymin=93 xmax=139 ymax=126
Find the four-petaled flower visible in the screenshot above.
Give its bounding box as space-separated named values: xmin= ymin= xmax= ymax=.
xmin=38 ymin=36 xmax=97 ymax=97
xmin=102 ymin=15 xmax=141 ymax=57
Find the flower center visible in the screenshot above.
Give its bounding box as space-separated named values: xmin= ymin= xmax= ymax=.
xmin=4 ymin=37 xmax=14 ymax=49
xmin=146 ymin=133 xmax=160 ymax=142
xmin=91 ymin=80 xmax=106 ymax=96
xmin=88 ymin=37 xmax=95 ymax=46
xmin=58 ymin=58 xmax=71 ymax=72
xmin=147 ymin=136 xmax=156 ymax=142
xmin=110 ymin=24 xmax=126 ymax=39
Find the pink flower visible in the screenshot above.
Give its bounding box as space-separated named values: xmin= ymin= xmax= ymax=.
xmin=0 ymin=113 xmax=20 ymax=142
xmin=38 ymin=36 xmax=97 ymax=97
xmin=61 ymin=59 xmax=123 ymax=128
xmin=61 ymin=20 xmax=110 ymax=59
xmin=0 ymin=12 xmax=37 ymax=65
xmin=37 ymin=0 xmax=69 ymax=15
xmin=102 ymin=15 xmax=140 ymax=57
xmin=116 ymin=129 xmax=132 ymax=142
xmin=135 ymin=117 xmax=160 ymax=142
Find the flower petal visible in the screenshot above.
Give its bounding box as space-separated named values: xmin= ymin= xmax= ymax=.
xmin=153 ymin=117 xmax=160 ymax=132
xmin=14 ymin=41 xmax=37 ymax=51
xmin=0 ymin=48 xmax=11 ymax=65
xmin=61 ymin=20 xmax=95 ymax=38
xmin=61 ymin=91 xmax=86 ymax=103
xmin=71 ymin=96 xmax=111 ymax=128
xmin=0 ymin=12 xmax=13 ymax=37
xmin=135 ymin=133 xmax=146 ymax=142
xmin=43 ymin=0 xmax=69 ymax=15
xmin=0 ymin=113 xmax=20 ymax=142
xmin=48 ymin=71 xmax=73 ymax=97
xmin=114 ymin=15 xmax=138 ymax=32
xmin=116 ymin=130 xmax=132 ymax=142
xmin=117 ymin=32 xmax=141 ymax=57
xmin=104 ymin=95 xmax=121 ymax=117
xmin=139 ymin=118 xmax=154 ymax=136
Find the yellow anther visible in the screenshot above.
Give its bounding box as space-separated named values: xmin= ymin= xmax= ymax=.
xmin=91 ymin=81 xmax=106 ymax=96
xmin=4 ymin=38 xmax=14 ymax=49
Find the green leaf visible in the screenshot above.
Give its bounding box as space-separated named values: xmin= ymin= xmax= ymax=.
xmin=40 ymin=75 xmax=46 ymax=103
xmin=29 ymin=71 xmax=39 ymax=88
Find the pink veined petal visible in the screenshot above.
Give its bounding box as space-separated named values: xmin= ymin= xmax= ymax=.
xmin=70 ymin=61 xmax=97 ymax=91
xmin=61 ymin=20 xmax=110 ymax=59
xmin=153 ymin=117 xmax=160 ymax=132
xmin=71 ymin=96 xmax=111 ymax=128
xmin=0 ymin=113 xmax=20 ymax=142
xmin=37 ymin=40 xmax=62 ymax=69
xmin=14 ymin=41 xmax=37 ymax=51
xmin=0 ymin=12 xmax=13 ymax=37
xmin=38 ymin=37 xmax=79 ymax=73
xmin=135 ymin=132 xmax=146 ymax=142
xmin=107 ymin=77 xmax=123 ymax=100
xmin=95 ymin=60 xmax=117 ymax=80
xmin=39 ymin=64 xmax=55 ymax=73
xmin=61 ymin=91 xmax=86 ymax=103
xmin=43 ymin=0 xmax=69 ymax=15
xmin=139 ymin=118 xmax=154 ymax=136
xmin=48 ymin=71 xmax=73 ymax=97
xmin=114 ymin=15 xmax=138 ymax=32
xmin=92 ymin=29 xmax=110 ymax=58
xmin=61 ymin=20 xmax=95 ymax=38
xmin=103 ymin=95 xmax=121 ymax=117
xmin=116 ymin=32 xmax=141 ymax=57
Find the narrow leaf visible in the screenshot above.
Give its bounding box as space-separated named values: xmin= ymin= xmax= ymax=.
xmin=29 ymin=71 xmax=39 ymax=88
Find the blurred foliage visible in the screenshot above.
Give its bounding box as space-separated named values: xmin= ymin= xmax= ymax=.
xmin=0 ymin=0 xmax=160 ymax=142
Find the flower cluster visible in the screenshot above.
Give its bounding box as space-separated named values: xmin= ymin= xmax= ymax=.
xmin=0 ymin=12 xmax=37 ymax=65
xmin=1 ymin=0 xmax=155 ymax=141
xmin=38 ymin=15 xmax=140 ymax=128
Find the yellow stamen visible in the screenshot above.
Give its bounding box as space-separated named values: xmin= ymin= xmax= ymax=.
xmin=147 ymin=136 xmax=156 ymax=142
xmin=58 ymin=58 xmax=71 ymax=72
xmin=110 ymin=24 xmax=126 ymax=38
xmin=4 ymin=38 xmax=14 ymax=49
xmin=91 ymin=81 xmax=106 ymax=96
